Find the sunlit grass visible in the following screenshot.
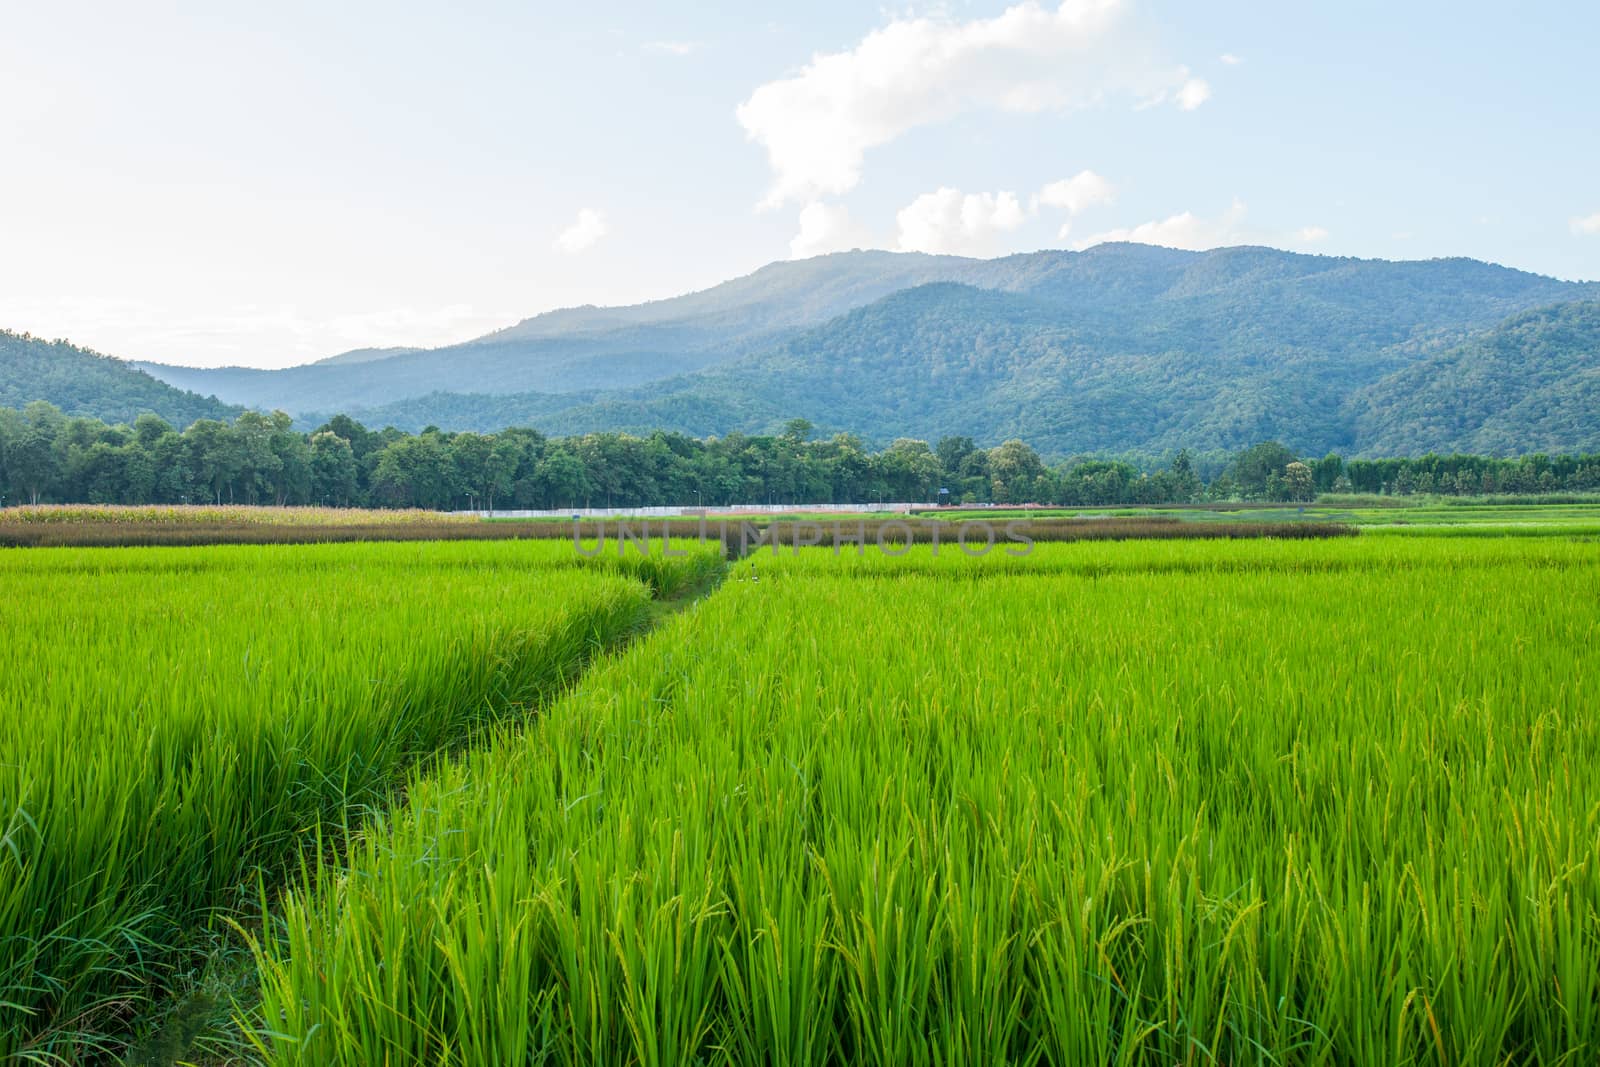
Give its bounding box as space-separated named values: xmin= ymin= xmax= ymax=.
xmin=0 ymin=539 xmax=721 ymax=1060
xmin=249 ymin=536 xmax=1600 ymax=1065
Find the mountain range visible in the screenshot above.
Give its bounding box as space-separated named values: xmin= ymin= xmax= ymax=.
xmin=7 ymin=243 xmax=1600 ymax=456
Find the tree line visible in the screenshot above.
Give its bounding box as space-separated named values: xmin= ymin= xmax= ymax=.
xmin=3 ymin=403 xmax=1599 ymax=511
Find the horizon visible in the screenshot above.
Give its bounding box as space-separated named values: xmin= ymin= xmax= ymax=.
xmin=4 ymin=1 xmax=1597 ymax=370
xmin=19 ymin=240 xmax=1600 ymax=374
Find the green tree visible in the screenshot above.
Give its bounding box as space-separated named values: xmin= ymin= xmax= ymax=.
xmin=12 ymin=402 xmax=67 ymax=504
xmin=1228 ymin=441 xmax=1298 ymax=499
xmin=309 ymin=432 xmax=359 ymax=506
xmin=185 ymin=419 xmax=246 ymax=504
xmin=484 ymin=435 xmax=523 ymax=512
xmin=449 ymin=432 xmax=493 ymax=510
xmin=1168 ymin=449 xmax=1202 ymax=503
xmin=988 ymin=439 xmax=1046 ymax=504
xmin=369 ymin=435 xmax=452 ymax=509
xmin=267 ymin=412 xmax=311 ymax=506
xmin=132 ymin=413 xmax=175 ymax=451
xmin=319 ymin=415 xmax=378 ymax=459
xmin=1311 ymin=453 xmax=1345 ymax=494
xmin=876 ymin=438 xmax=942 ymax=501
xmin=71 ymin=442 xmax=127 ymax=504
xmin=781 ymin=418 xmax=814 ymax=445
xmin=230 ymin=411 xmax=284 ymax=505
xmin=533 ymin=448 xmax=589 ymax=510
xmin=820 ymin=433 xmax=871 ymax=504
xmin=1281 ymin=461 xmax=1316 ymax=502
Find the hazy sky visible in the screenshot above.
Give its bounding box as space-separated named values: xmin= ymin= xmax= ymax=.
xmin=3 ymin=1 xmax=1597 ymax=368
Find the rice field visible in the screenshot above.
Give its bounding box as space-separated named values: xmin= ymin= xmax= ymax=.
xmin=0 ymin=539 xmax=721 ymax=1060
xmin=241 ymin=535 xmax=1599 ymax=1066
xmin=2 ymin=529 xmax=1597 ymax=1064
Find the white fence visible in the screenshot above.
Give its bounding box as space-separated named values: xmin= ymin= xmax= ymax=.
xmin=456 ymin=502 xmax=941 ymax=520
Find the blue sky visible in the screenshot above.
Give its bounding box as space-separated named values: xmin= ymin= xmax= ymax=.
xmin=2 ymin=0 xmax=1596 ymax=368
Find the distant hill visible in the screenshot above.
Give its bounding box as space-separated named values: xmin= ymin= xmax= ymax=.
xmin=13 ymin=244 xmax=1600 ymax=454
xmin=1347 ymin=302 xmax=1600 ymax=455
xmin=311 ymin=345 xmax=424 ymax=366
xmin=479 ymin=249 xmax=977 ymax=342
xmin=138 ymin=251 xmax=980 ymax=412
xmin=301 ymin=388 xmax=593 ymax=434
xmin=0 ymin=330 xmax=239 ymax=426
xmin=137 ymin=244 xmax=1600 ymax=454
xmin=536 ymin=284 xmax=1600 ymax=457
xmin=305 ymin=247 xmax=1600 ymax=456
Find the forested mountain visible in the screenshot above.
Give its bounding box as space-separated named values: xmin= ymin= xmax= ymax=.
xmin=1348 ymin=302 xmax=1600 ymax=454
xmin=327 ymin=278 xmax=1600 ymax=458
xmin=0 ymin=330 xmax=238 ymax=426
xmin=9 ymin=245 xmax=1600 ymax=456
xmin=123 ymin=244 xmax=1600 ymax=456
xmin=531 ymin=272 xmax=1600 ymax=456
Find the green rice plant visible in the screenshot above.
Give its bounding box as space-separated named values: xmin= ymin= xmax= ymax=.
xmin=0 ymin=539 xmax=719 ymax=1060
xmin=249 ymin=536 xmax=1600 ymax=1065
xmin=746 ymin=527 xmax=1599 ymax=580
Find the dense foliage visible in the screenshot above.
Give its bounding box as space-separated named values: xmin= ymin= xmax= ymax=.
xmin=0 ymin=329 xmax=238 ymax=427
xmin=1348 ymin=301 xmax=1600 ymax=454
xmin=6 ymin=401 xmax=1600 ymax=510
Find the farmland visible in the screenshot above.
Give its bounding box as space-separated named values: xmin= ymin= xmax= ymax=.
xmin=0 ymin=539 xmax=721 ymax=1060
xmin=1 ymin=521 xmax=1597 ymax=1063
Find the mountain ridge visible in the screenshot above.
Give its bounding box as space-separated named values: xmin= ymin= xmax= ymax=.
xmin=10 ymin=244 xmax=1600 ymax=456
xmin=132 ymin=245 xmax=1600 ymax=417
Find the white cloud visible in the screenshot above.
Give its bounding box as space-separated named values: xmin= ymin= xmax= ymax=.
xmin=1034 ymin=169 xmax=1117 ymax=238
xmin=1072 ymin=198 xmax=1248 ymax=251
xmin=1572 ymin=212 xmax=1600 ymax=236
xmin=643 ymin=40 xmax=699 ymax=56
xmin=1295 ymin=225 xmax=1330 ymax=243
xmin=1035 ymin=170 xmax=1117 ymax=215
xmin=737 ymin=0 xmax=1208 ymax=208
xmin=793 ymin=170 xmax=1114 ymax=257
xmin=1176 ymin=77 xmax=1211 ymax=110
xmin=790 ymin=202 xmax=874 ymax=258
xmin=1219 ymin=53 xmax=1242 ymax=65
xmin=554 ymin=208 xmax=608 ymax=254
xmin=896 ymin=188 xmax=1028 ymax=255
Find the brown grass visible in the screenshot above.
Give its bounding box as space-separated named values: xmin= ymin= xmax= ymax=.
xmin=0 ymin=513 xmax=1354 ymax=551
xmin=0 ymin=504 xmax=472 ymax=527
